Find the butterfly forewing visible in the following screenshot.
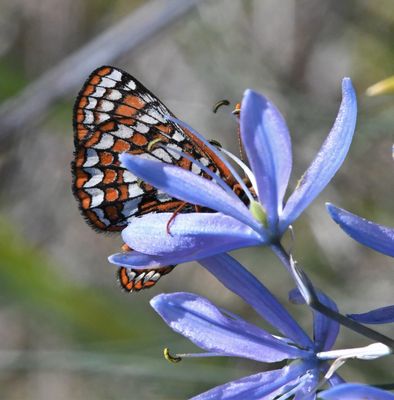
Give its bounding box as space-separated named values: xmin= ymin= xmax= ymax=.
xmin=72 ymin=65 xmax=236 ymax=232
xmin=72 ymin=66 xmax=237 ymax=291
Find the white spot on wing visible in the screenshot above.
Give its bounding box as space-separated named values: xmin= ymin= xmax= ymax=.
xmin=84 ymin=168 xmax=104 ymax=188
xmin=96 ymin=113 xmax=110 ymax=124
xmin=99 ymin=100 xmax=114 ymax=112
xmin=107 ymin=90 xmax=122 ymax=101
xmin=112 ymin=124 xmax=134 ymax=139
xmin=107 ymin=69 xmax=122 ymax=81
xmin=123 ymin=170 xmax=137 ymax=183
xmin=100 ymin=77 xmax=117 ymax=88
xmin=126 ymin=79 xmax=136 ymax=90
xmin=143 ymin=271 xmax=155 ymax=283
xmin=191 ymin=163 xmax=202 ymax=175
xmin=128 ymin=183 xmax=144 ymax=197
xmin=86 ymin=97 xmax=97 ymax=110
xmin=134 ymin=122 xmax=149 ymax=134
xmin=83 ymin=149 xmax=99 ymax=167
xmin=200 ymin=158 xmax=210 ymax=166
xmin=84 ymin=110 xmax=94 ymax=124
xmin=92 ymin=87 xmax=106 ymax=97
xmin=152 ymin=148 xmax=172 ymax=163
xmin=126 ymin=270 xmax=137 ymax=280
xmin=138 ymin=113 xmax=157 ymax=124
xmin=93 ymin=133 xmax=114 ymax=150
xmin=172 ymin=131 xmax=185 ymax=142
xmin=134 ymin=273 xmax=145 ymax=283
xmin=86 ymin=188 xmax=104 ymax=208
xmin=166 ymin=143 xmax=182 ymax=160
xmin=148 ymin=109 xmax=166 ymax=123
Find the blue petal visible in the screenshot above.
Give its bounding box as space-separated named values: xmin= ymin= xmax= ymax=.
xmin=327 ymin=204 xmax=394 ymax=257
xmin=280 ymin=78 xmax=357 ymax=233
xmin=320 ymin=383 xmax=394 ymax=399
xmin=121 ymin=212 xmax=263 ymax=256
xmin=109 ymin=250 xmax=191 ymax=269
xmin=348 ymin=305 xmax=394 ymax=324
xmin=293 ymin=368 xmax=319 ymax=400
xmin=200 ymin=253 xmax=313 ymax=349
xmin=119 ymin=153 xmax=263 ymax=233
xmin=151 ymin=292 xmax=308 ymax=363
xmin=190 ymin=363 xmax=310 ymax=400
xmin=240 ymin=90 xmax=292 ymax=230
xmin=289 ymin=288 xmax=339 ymax=351
xmin=327 ymin=373 xmax=346 ymax=386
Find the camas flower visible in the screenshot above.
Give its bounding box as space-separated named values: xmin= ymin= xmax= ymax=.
xmin=151 ymin=255 xmax=390 ymax=399
xmin=109 ymin=79 xmax=357 ymax=270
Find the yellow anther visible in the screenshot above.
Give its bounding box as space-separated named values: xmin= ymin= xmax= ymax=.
xmin=163 ymin=348 xmax=182 ymax=364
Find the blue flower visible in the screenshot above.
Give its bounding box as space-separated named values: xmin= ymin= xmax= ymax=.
xmin=327 ymin=204 xmax=394 ymax=257
xmin=326 ymin=204 xmax=394 ymax=326
xmin=109 ymin=79 xmax=357 ymax=269
xmin=320 ymin=383 xmax=394 ymax=399
xmin=150 ymin=255 xmax=389 ymax=399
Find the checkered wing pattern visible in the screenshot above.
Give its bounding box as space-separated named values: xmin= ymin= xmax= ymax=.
xmin=72 ymin=66 xmax=236 ymax=291
xmin=72 ymin=65 xmax=235 ymax=232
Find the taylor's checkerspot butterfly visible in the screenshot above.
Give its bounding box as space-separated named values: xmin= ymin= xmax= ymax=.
xmin=72 ymin=66 xmax=239 ymax=292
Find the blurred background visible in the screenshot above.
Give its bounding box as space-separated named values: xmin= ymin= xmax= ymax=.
xmin=0 ymin=0 xmax=393 ymax=398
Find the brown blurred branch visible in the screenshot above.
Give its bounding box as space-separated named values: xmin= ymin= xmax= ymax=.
xmin=0 ymin=0 xmax=202 ymax=144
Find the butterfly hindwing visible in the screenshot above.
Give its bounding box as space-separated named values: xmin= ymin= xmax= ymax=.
xmin=118 ymin=265 xmax=176 ymax=292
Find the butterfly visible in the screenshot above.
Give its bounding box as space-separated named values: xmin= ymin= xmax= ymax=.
xmin=72 ymin=66 xmax=239 ymax=292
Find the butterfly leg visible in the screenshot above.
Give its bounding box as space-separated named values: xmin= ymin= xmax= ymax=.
xmin=166 ymin=202 xmax=188 ymax=235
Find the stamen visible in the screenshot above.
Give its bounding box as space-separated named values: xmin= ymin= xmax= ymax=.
xmin=315 ymin=344 xmax=391 ymax=397
xmin=166 ymin=115 xmax=255 ymax=204
xmin=164 ymin=348 xmax=182 ymax=363
xmin=218 ymin=146 xmax=258 ymax=196
xmin=287 ymin=225 xmax=295 ymax=255
xmin=317 ymin=342 xmax=391 ymax=361
xmin=163 ymin=348 xmax=227 ymax=363
xmin=160 ymin=144 xmax=241 ymax=201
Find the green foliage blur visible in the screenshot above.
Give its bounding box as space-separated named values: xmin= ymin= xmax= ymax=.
xmin=0 ymin=0 xmax=393 ymax=398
